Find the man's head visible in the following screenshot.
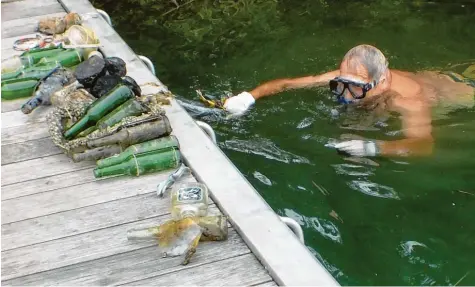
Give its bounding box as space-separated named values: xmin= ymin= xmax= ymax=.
xmin=331 ymin=44 xmax=391 ymax=104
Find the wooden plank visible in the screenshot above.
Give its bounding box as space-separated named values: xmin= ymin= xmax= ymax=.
xmin=1 ymin=47 xmax=22 ymax=60
xmin=1 ymin=98 xmax=28 ymax=113
xmin=1 ymin=154 xmax=92 ymax=186
xmin=2 ymin=183 xmax=198 ymax=250
xmin=2 ymin=33 xmax=38 ymax=51
xmin=1 ymin=137 xmax=61 ymax=165
xmin=2 ymin=0 xmax=64 ymax=22
xmin=1 ymin=169 xmax=193 ymax=224
xmin=2 ymin=228 xmax=249 ymax=286
xmin=2 ymin=12 xmax=65 ymax=38
xmin=126 ymin=254 xmax=271 ymax=286
xmin=1 ymin=208 xmax=232 ymax=281
xmin=1 ymin=168 xmax=93 ymax=200
xmin=58 ymin=1 xmax=338 ymax=285
xmin=1 ymin=108 xmax=48 ymax=129
xmin=1 ymin=122 xmax=50 ymax=145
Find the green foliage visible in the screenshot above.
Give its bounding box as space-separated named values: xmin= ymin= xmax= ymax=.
xmin=92 ymin=0 xmax=288 ymax=61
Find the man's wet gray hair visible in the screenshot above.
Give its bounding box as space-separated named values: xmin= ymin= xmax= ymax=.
xmin=343 ymin=45 xmax=389 ymax=83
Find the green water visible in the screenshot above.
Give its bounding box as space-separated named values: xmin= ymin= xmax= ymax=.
xmin=94 ymin=0 xmax=475 ymax=285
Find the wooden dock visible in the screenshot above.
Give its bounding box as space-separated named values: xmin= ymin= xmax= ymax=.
xmin=1 ymin=0 xmax=338 ymax=285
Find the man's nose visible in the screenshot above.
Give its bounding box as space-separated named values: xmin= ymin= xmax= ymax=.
xmin=343 ymin=90 xmax=353 ymax=101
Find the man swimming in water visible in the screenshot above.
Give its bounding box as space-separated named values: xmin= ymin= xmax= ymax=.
xmin=223 ymin=44 xmax=475 ymax=158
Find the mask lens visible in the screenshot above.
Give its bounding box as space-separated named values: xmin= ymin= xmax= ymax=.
xmin=330 ymin=81 xmax=344 ymax=95
xmin=348 ymin=84 xmax=364 ymax=98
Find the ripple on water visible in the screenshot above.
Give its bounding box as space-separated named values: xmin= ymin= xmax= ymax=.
xmin=284 ymin=209 xmax=343 ymax=244
xmin=332 ymin=163 xmax=374 ymax=177
xmin=348 ymin=180 xmax=400 ymax=199
xmin=221 ymin=138 xmax=312 ymax=164
xmin=297 ymin=117 xmax=315 ymax=129
xmin=253 ymin=171 xmax=272 ymax=186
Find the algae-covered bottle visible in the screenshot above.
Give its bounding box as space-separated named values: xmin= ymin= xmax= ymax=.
xmin=64 ymin=85 xmax=134 ymax=140
xmin=95 ymin=98 xmax=149 ymax=129
xmin=126 ymin=215 xmax=227 ymax=242
xmin=127 ymin=217 xmax=202 ymax=264
xmin=93 ymin=147 xmax=181 ymax=178
xmin=96 ymin=136 xmax=179 ymax=168
xmin=170 ymin=182 xmax=209 ymax=220
xmin=71 ymin=145 xmax=122 ymax=162
xmin=86 ymin=116 xmax=172 ymax=148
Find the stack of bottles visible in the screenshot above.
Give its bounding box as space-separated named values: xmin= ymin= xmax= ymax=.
xmin=1 ymin=47 xmax=84 ymax=100
xmin=127 ymin=177 xmax=228 ymax=265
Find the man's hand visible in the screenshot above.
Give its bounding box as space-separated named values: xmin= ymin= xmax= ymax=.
xmin=223 ymin=92 xmax=255 ymax=116
xmin=334 ymin=140 xmax=378 ymax=157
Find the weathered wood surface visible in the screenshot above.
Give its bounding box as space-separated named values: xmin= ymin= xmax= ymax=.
xmin=2 ymin=12 xmax=66 ymax=38
xmin=2 ymin=208 xmax=246 ymax=282
xmin=2 ymin=177 xmax=196 ymax=250
xmin=1 ymin=109 xmax=48 ymax=129
xmin=0 ymin=154 xmax=93 ymax=186
xmin=1 ymin=98 xmax=28 ymax=113
xmin=1 ymin=0 xmax=64 ymax=22
xmin=1 ymin=137 xmax=61 ymax=165
xmin=126 ymin=254 xmax=270 ymax=286
xmin=3 ymin=229 xmax=252 ymax=286
xmin=1 ymin=167 xmax=94 ymax=200
xmin=1 ymin=169 xmax=192 ymax=224
xmin=1 ymin=121 xmax=50 ymax=145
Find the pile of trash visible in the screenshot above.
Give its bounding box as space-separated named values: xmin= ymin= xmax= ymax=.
xmin=128 ymin=164 xmax=228 ymax=265
xmin=1 ymin=12 xmax=229 ymax=264
xmin=1 ymin=12 xmax=178 ymax=178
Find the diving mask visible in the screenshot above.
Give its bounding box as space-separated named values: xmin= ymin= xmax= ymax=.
xmin=329 ymin=77 xmax=376 ymax=102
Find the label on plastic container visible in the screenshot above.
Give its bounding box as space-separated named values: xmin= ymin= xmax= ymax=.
xmin=177 ymin=187 xmax=203 ymax=203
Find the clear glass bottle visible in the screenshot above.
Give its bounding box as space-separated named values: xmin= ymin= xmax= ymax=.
xmin=170 ymin=182 xmax=209 ymax=220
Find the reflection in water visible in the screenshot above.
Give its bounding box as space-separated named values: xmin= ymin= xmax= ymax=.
xmin=348 ymin=180 xmax=400 ymax=200
xmin=221 ymin=138 xmax=312 ymax=164
xmin=253 ymin=171 xmax=272 ymax=186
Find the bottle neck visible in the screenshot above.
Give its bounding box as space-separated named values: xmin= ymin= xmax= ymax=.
xmin=64 ymin=115 xmax=91 ymax=140
xmin=93 ymin=160 xmax=129 ymax=178
xmin=180 ymin=206 xmax=199 ymax=219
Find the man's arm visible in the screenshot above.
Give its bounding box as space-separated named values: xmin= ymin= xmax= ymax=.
xmin=335 ymin=96 xmax=434 ymax=157
xmin=377 ymin=97 xmax=434 ymax=156
xmin=250 ymin=70 xmax=340 ymax=99
xmin=223 ymin=70 xmax=340 ymax=115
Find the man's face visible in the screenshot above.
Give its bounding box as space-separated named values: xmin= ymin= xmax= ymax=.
xmin=334 ymin=59 xmax=376 ymax=103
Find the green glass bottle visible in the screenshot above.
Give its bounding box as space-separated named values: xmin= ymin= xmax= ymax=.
xmin=64 ymin=85 xmax=134 ymax=140
xmin=1 ymin=77 xmax=39 ymax=100
xmin=86 ymin=116 xmax=172 ymax=148
xmin=93 ymin=147 xmax=181 ymax=178
xmin=36 ymin=49 xmax=83 ymax=68
xmin=95 ymin=99 xmax=149 ymax=130
xmin=1 ymin=47 xmax=65 ymax=74
xmin=3 ymin=62 xmax=63 ymax=83
xmin=96 ymin=136 xmax=180 ymax=168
